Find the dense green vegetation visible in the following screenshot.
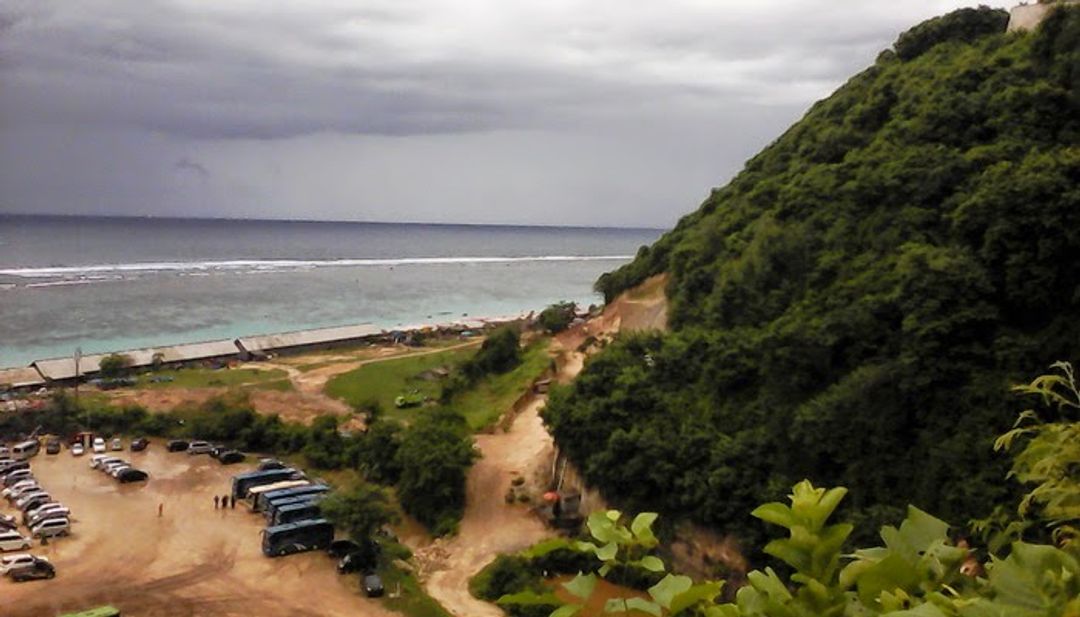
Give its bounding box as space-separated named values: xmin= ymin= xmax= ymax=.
xmin=452 ymin=340 xmax=551 ymax=430
xmin=547 ymin=6 xmax=1080 ymax=552
xmin=98 ymin=353 xmax=133 ymax=378
xmin=539 ymin=302 xmax=578 ymax=334
xmin=481 ymin=364 xmax=1080 ymax=617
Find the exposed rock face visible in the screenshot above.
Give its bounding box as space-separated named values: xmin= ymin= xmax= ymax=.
xmin=1008 ymin=1 xmax=1080 ymax=31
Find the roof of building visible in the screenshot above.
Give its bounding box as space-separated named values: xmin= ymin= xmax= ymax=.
xmin=236 ymin=323 xmax=381 ymax=352
xmin=31 ymin=339 xmax=240 ymax=381
xmin=0 ymin=367 xmax=46 ymax=389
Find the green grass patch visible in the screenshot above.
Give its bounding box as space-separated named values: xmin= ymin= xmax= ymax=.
xmin=324 ymin=346 xmax=479 ymax=422
xmin=452 ymin=340 xmax=551 ymax=430
xmin=136 ymin=367 xmax=288 ymax=389
xmin=377 ymin=561 xmax=452 ymax=617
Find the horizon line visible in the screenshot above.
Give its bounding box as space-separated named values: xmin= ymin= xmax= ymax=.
xmin=0 ymin=211 xmax=669 ymax=233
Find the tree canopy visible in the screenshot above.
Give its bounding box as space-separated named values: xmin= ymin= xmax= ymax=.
xmin=547 ymin=6 xmax=1080 ymax=552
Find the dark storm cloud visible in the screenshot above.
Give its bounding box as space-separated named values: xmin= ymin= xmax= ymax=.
xmin=0 ymin=0 xmax=1005 ymax=226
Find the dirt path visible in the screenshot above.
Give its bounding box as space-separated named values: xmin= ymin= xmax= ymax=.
xmin=413 ymin=277 xmax=669 ymax=616
xmin=418 ymin=395 xmax=557 ymax=617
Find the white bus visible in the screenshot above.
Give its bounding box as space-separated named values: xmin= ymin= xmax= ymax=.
xmin=244 ymin=480 xmax=310 ymax=508
xmin=11 ymin=441 xmax=40 ymax=461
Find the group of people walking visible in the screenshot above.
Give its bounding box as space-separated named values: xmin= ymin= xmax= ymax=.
xmin=214 ymin=494 xmax=236 ymax=509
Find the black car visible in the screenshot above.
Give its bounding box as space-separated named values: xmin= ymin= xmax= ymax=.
xmin=166 ymin=440 xmax=189 ymax=452
xmin=327 ymin=539 xmax=359 ymax=559
xmin=362 ymin=573 xmax=384 ymax=598
xmin=8 ymin=558 xmax=55 ymax=582
xmin=117 ymin=468 xmax=149 ymax=483
xmin=257 ymin=458 xmax=286 ymax=471
xmin=45 ymin=440 xmax=61 ymax=455
xmin=130 ymin=438 xmax=150 ymax=452
xmin=217 ymin=450 xmax=246 ymax=465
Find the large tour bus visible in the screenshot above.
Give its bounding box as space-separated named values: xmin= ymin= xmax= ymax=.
xmin=11 ymin=440 xmax=40 ymax=461
xmin=231 ymin=469 xmax=303 ymax=500
xmin=264 ymin=494 xmax=324 ymax=522
xmin=254 ymin=483 xmax=330 ymax=512
xmin=244 ymin=480 xmax=310 ymax=508
xmin=272 ymin=502 xmax=322 ymax=526
xmin=261 ymin=518 xmax=334 ymax=557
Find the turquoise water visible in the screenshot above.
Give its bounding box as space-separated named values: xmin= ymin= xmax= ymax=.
xmin=0 ymin=216 xmax=662 ymax=367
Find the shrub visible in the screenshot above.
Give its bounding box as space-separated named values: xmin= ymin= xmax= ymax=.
xmin=98 ymin=353 xmax=134 ymax=378
xmin=537 ymin=302 xmax=577 ymax=334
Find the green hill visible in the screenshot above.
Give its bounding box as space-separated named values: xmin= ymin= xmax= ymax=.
xmin=544 ymin=6 xmax=1080 ymax=552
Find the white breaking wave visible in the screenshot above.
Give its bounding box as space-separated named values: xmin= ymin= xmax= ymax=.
xmin=0 ymin=255 xmax=633 ymax=279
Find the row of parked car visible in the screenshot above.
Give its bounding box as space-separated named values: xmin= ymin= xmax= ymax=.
xmin=166 ymin=440 xmax=246 ymax=464
xmin=88 ymin=454 xmax=149 ymax=483
xmin=0 ymin=455 xmax=64 ymax=583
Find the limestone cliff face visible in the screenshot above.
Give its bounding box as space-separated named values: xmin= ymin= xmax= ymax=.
xmin=1008 ymin=0 xmax=1080 ymax=31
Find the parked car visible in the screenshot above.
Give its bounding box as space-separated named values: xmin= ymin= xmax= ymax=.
xmin=0 ymin=513 xmax=16 ymax=527
xmin=92 ymin=438 xmax=107 ymax=454
xmin=71 ymin=444 xmax=85 ymax=456
xmin=8 ymin=558 xmax=55 ymax=582
xmin=257 ymin=458 xmax=286 ymax=471
xmin=217 ymin=451 xmax=246 ymax=465
xmin=130 ymin=437 xmax=150 ymax=452
xmin=45 ymin=439 xmax=61 ymax=455
xmin=187 ymin=441 xmax=213 ymax=455
xmin=4 ymin=480 xmax=39 ymax=499
xmin=25 ymin=504 xmax=68 ymax=525
xmin=108 ymin=465 xmax=133 ymax=478
xmin=0 ymin=530 xmax=32 ymax=552
xmin=15 ymin=491 xmax=50 ymax=510
xmin=110 ymin=438 xmax=123 ymax=451
xmin=166 ymin=440 xmax=189 ymax=452
xmin=28 ymin=509 xmax=70 ymax=529
xmin=362 ymin=573 xmax=384 ymax=597
xmin=327 ymin=539 xmax=360 ymax=559
xmin=91 ymin=455 xmax=121 ymax=470
xmin=30 ymin=517 xmax=70 ymax=538
xmin=116 ymin=468 xmax=149 ymax=483
xmin=0 ymin=553 xmax=44 ymax=574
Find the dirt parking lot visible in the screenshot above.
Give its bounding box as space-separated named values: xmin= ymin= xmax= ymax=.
xmin=2 ymin=447 xmax=394 ymax=617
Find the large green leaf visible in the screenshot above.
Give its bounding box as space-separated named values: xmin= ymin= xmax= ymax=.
xmin=669 ymin=581 xmax=725 ymax=615
xmin=562 ymin=573 xmax=598 ymax=601
xmin=625 ymin=598 xmax=663 ymax=617
xmin=648 ymin=574 xmax=694 ymax=608
xmin=550 ymin=604 xmax=583 ymax=617
xmin=639 ymin=555 xmax=666 ymax=573
xmin=631 ymin=512 xmax=660 ymax=546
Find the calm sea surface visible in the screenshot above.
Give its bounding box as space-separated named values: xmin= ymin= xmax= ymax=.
xmin=0 ymin=216 xmax=662 ymax=368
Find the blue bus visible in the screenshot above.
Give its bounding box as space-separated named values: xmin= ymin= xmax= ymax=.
xmin=261 ymin=519 xmax=334 ymax=557
xmin=272 ymin=502 xmax=322 ymax=526
xmin=264 ymin=494 xmax=323 ymax=521
xmin=254 ymin=484 xmax=330 ymax=512
xmin=231 ymin=469 xmax=303 ymax=500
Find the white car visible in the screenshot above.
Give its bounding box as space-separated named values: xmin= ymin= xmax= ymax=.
xmin=71 ymin=444 xmax=85 ymax=456
xmin=0 ymin=531 xmax=32 ymax=552
xmin=0 ymin=554 xmax=45 ymax=574
xmin=30 ymin=518 xmax=69 ymax=538
xmin=28 ymin=508 xmax=69 ymax=529
xmin=15 ymin=492 xmax=50 ymax=510
xmin=5 ymin=485 xmax=41 ymax=503
xmin=110 ymin=438 xmax=123 ymax=451
xmin=107 ymin=465 xmax=132 ymax=478
xmin=3 ymin=480 xmax=38 ymax=499
xmin=92 ymin=438 xmax=107 ymax=454
xmin=187 ymin=441 xmax=213 ymax=455
xmin=102 ymin=461 xmax=129 ymax=474
xmin=25 ymin=503 xmax=66 ymax=522
xmin=92 ymin=456 xmax=121 ymax=470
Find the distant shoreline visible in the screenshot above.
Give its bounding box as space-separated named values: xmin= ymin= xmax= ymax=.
xmin=0 ymin=212 xmax=668 ymax=234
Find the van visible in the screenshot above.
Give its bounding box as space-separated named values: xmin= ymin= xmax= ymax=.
xmin=11 ymin=440 xmax=40 ymax=460
xmin=0 ymin=530 xmax=31 ymax=552
xmin=30 ymin=517 xmax=70 ymax=538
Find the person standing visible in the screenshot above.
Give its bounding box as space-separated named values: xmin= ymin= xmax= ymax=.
xmin=158 ymin=503 xmax=163 ymax=517
xmin=213 ymin=495 xmax=219 ymax=509
xmin=230 ymin=495 xmax=236 ymax=509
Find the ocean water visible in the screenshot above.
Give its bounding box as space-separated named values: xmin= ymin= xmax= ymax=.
xmin=0 ymin=215 xmax=662 ymax=368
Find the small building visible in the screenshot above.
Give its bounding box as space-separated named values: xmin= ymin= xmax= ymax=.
xmin=0 ymin=366 xmax=46 ymax=392
xmin=30 ymin=338 xmax=241 ymax=384
xmin=235 ymin=323 xmax=381 ymax=358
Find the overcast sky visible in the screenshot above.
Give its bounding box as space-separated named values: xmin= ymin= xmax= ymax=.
xmin=0 ymin=1 xmax=1005 ymax=228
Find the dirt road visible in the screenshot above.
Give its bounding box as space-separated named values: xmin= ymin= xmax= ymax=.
xmin=2 ymin=448 xmax=393 ymax=617
xmin=419 ymin=395 xmax=557 ymax=617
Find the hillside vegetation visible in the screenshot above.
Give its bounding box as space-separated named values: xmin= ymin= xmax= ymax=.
xmin=545 ymin=6 xmax=1080 ymax=551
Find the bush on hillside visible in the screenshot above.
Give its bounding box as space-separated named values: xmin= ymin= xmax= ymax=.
xmin=537 ymin=302 xmax=577 ymax=334
xmin=394 ymin=408 xmax=478 ymax=535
